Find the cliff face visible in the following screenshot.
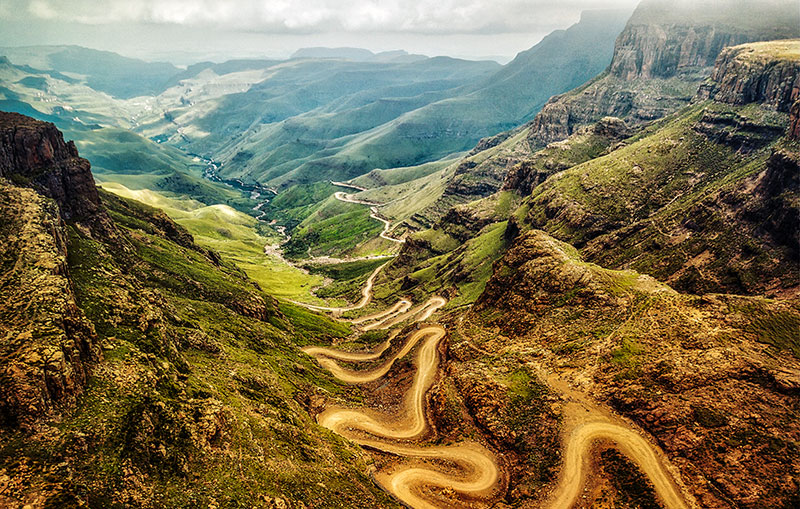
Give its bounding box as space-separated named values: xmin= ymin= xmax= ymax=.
xmin=791 ymin=91 xmax=800 ymax=139
xmin=696 ymin=40 xmax=800 ymax=112
xmin=608 ymin=24 xmax=749 ymax=80
xmin=0 ymin=112 xmax=114 ymax=237
xmin=525 ymin=0 xmax=800 ymax=147
xmin=0 ymin=113 xmax=110 ymax=426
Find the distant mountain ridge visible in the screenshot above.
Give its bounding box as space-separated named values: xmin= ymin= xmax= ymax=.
xmin=361 ymin=0 xmax=800 ymax=241
xmin=0 ymin=9 xmax=634 ymax=200
xmin=0 ymin=45 xmax=180 ymax=99
xmin=291 ymin=47 xmax=427 ymax=63
xmin=205 ymin=8 xmax=631 ymax=188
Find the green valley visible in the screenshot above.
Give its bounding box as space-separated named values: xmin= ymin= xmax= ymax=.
xmin=1 ymin=1 xmax=799 ymax=508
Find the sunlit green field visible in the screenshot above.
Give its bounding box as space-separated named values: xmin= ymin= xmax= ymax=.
xmin=100 ymin=182 xmax=327 ymax=302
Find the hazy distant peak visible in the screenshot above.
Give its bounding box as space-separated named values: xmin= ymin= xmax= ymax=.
xmin=290 ymin=47 xmax=377 ymax=61
xmin=290 ymin=47 xmax=427 ymax=63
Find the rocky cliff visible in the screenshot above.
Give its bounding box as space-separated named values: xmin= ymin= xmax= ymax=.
xmin=0 ymin=182 xmax=98 ymax=426
xmin=696 ymin=39 xmax=800 ymax=111
xmin=790 ymin=92 xmax=800 ymax=139
xmin=605 ymin=0 xmax=797 ymax=80
xmin=0 ymin=112 xmax=114 ymax=237
xmin=517 ymin=39 xmax=800 ymax=296
xmin=525 ymin=0 xmax=800 ymax=147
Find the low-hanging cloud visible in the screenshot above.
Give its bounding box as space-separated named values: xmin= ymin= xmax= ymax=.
xmin=14 ymin=0 xmax=639 ymax=34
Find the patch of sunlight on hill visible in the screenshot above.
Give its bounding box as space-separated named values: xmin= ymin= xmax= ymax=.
xmin=100 ymin=182 xmax=327 ymax=302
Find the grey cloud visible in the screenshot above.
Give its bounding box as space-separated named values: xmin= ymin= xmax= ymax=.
xmin=9 ymin=0 xmax=640 ymax=34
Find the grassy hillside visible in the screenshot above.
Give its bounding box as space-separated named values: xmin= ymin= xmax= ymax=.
xmin=99 ymin=183 xmax=325 ymax=303
xmin=520 ymin=100 xmax=797 ymax=295
xmin=373 ymin=39 xmax=799 ymax=309
xmin=0 ymin=172 xmax=397 ymax=506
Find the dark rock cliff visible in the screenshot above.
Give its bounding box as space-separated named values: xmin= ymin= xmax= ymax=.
xmin=0 ymin=113 xmax=107 ymax=426
xmin=696 ymin=40 xmax=800 ymax=112
xmin=0 ymin=112 xmax=114 ymax=237
xmin=790 ymin=91 xmax=800 ymax=139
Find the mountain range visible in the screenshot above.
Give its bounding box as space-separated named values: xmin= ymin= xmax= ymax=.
xmin=1 ymin=0 xmax=799 ymax=507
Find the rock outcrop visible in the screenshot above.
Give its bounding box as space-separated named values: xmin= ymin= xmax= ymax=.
xmin=0 ymin=183 xmax=98 ymax=426
xmin=475 ymin=230 xmax=667 ymax=320
xmin=0 ymin=112 xmax=114 ymax=237
xmin=790 ymin=93 xmax=800 ymax=139
xmin=525 ymin=0 xmax=800 ymax=147
xmin=0 ymin=113 xmax=111 ymax=426
xmin=504 ymin=117 xmax=630 ymax=196
xmin=696 ymin=39 xmax=800 ymax=112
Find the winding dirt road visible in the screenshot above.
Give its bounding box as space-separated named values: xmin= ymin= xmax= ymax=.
xmin=362 ymin=297 xmax=446 ymax=331
xmin=548 ymin=419 xmax=690 ymax=509
xmin=314 ymin=326 xmax=444 ymax=437
xmin=351 ymin=299 xmax=412 ymax=325
xmin=303 ymin=283 xmax=499 ymax=506
xmin=292 ymin=261 xmax=387 ymax=312
xmin=308 ymin=319 xmax=501 ymax=507
xmin=332 ymin=186 xmax=406 ymax=244
xmin=301 ymin=263 xmax=692 ymax=508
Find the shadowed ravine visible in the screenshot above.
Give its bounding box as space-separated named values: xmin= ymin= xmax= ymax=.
xmin=298 ymin=268 xmax=692 ymax=508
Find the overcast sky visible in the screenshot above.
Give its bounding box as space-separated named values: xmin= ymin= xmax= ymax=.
xmin=0 ymin=0 xmax=640 ymax=63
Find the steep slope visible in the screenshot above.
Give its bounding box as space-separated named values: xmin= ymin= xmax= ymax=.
xmin=463 ymin=229 xmax=800 ymax=508
xmin=376 ymin=38 xmax=799 ymax=309
xmin=0 ymin=113 xmax=396 ymax=507
xmin=515 ymin=40 xmax=800 ymax=296
xmin=368 ymin=116 xmax=636 ymax=307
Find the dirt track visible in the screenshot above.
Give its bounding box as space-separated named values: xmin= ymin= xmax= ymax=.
xmin=548 ymin=420 xmax=690 ymax=509
xmin=332 ymin=188 xmax=406 ymax=243
xmin=303 ymin=290 xmax=500 ymax=507
xmin=292 ymin=261 xmax=387 ymax=312
xmin=301 ymin=265 xmax=692 ymax=508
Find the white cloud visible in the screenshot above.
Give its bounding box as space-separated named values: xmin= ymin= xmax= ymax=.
xmin=10 ymin=0 xmax=639 ymax=34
